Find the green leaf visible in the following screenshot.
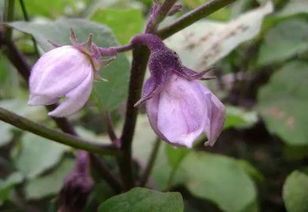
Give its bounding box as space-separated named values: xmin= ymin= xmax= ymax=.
xmin=224 ymin=106 xmax=258 ymax=129
xmin=165 ymin=2 xmax=273 ymax=70
xmin=283 ymin=170 xmax=308 ymax=212
xmin=180 ymin=152 xmax=257 ymax=212
xmin=9 ymin=19 xmax=130 ymax=111
xmin=0 ymin=99 xmax=47 ymax=147
xmin=14 ymin=133 xmax=67 ymax=179
xmin=257 ymin=18 xmax=308 ymax=66
xmin=25 ymin=158 xmax=75 ymax=200
xmin=91 ymin=8 xmax=144 ymax=44
xmin=0 ymin=99 xmax=46 ymax=120
xmin=258 ymin=61 xmax=308 ymax=146
xmin=0 ymin=121 xmax=13 ymax=147
xmin=166 ymin=145 xmax=189 ymax=168
xmin=275 ymin=0 xmax=308 ymax=19
xmin=23 ymin=0 xmax=90 ymax=18
xmin=98 ymin=187 xmax=184 ymax=212
xmin=0 ymin=172 xmax=23 ymax=205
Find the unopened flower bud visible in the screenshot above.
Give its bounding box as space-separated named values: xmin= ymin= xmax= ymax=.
xmin=58 ymin=151 xmax=93 ymax=212
xmin=28 ymin=31 xmax=114 ymax=117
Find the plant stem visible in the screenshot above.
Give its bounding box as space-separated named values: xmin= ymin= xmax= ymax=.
xmin=117 ymin=0 xmax=178 ymax=190
xmin=104 ymin=112 xmax=120 ymax=147
xmin=118 ymin=46 xmax=150 ymax=189
xmin=139 ymin=138 xmax=161 ymax=187
xmin=158 ymin=0 xmax=236 ymax=39
xmin=146 ymin=0 xmax=178 ymax=33
xmin=0 ymin=107 xmax=120 ymax=155
xmin=2 ymin=40 xmax=30 ymax=81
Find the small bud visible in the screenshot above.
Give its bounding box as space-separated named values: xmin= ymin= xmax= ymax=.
xmin=28 ymin=45 xmax=94 ymax=117
xmin=58 ymin=151 xmax=93 ymax=212
xmin=28 ymin=31 xmax=114 ymax=117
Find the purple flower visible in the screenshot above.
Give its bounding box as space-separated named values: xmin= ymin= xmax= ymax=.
xmin=28 ymin=31 xmax=115 ymax=117
xmin=145 ymin=74 xmax=225 ymax=147
xmin=133 ymin=34 xmax=225 ymax=147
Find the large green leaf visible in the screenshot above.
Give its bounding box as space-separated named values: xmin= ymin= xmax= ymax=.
xmin=258 ymin=61 xmax=308 ymax=146
xmin=180 ymin=152 xmax=257 ymax=212
xmin=9 ymin=19 xmax=130 ymax=111
xmin=283 ymin=170 xmax=308 ymax=212
xmin=275 ymin=0 xmax=308 ymax=19
xmin=14 ymin=133 xmax=67 ymax=179
xmin=25 ymin=158 xmax=75 ymax=200
xmin=257 ymin=18 xmax=308 ymax=66
xmin=91 ymin=8 xmax=144 ymax=44
xmin=165 ymin=2 xmax=273 ymax=70
xmin=98 ymin=187 xmax=184 ymax=212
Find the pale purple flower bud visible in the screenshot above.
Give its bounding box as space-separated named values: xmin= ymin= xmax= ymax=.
xmin=28 ymin=45 xmax=94 ymax=117
xmin=146 ymin=74 xmax=225 ymax=148
xmin=28 ymin=31 xmax=115 ymax=117
xmin=133 ymin=34 xmax=225 ymax=147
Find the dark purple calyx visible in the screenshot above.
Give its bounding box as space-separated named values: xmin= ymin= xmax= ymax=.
xmin=132 ymin=33 xmax=213 ymax=106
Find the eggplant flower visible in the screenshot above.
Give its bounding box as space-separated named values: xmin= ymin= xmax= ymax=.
xmin=133 ymin=34 xmax=225 ymax=147
xmin=28 ymin=30 xmax=115 ymax=117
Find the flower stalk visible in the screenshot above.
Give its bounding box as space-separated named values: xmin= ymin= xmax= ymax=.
xmin=0 ymin=107 xmax=120 ymax=155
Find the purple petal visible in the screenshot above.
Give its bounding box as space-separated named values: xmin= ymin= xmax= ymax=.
xmin=30 ymin=46 xmax=93 ymax=98
xmin=28 ymin=94 xmax=59 ymax=105
xmin=147 ymin=75 xmax=206 ymax=147
xmin=48 ymin=72 xmax=93 ymax=117
xmin=198 ymin=85 xmax=225 ymax=146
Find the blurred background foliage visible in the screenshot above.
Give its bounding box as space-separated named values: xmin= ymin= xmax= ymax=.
xmin=0 ymin=0 xmax=308 ymax=211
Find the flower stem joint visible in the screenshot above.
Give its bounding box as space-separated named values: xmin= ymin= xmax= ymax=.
xmin=132 ymin=33 xmax=225 ymax=148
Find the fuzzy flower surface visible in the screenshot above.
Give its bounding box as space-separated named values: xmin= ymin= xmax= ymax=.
xmin=133 ymin=34 xmax=225 ymax=148
xmin=28 ymin=31 xmax=115 ymax=117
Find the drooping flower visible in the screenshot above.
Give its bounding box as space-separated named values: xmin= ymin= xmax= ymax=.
xmin=28 ymin=30 xmax=115 ymax=117
xmin=133 ymin=33 xmax=225 ymax=147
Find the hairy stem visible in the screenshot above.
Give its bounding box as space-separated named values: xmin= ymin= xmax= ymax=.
xmin=158 ymin=0 xmax=236 ymax=39
xmin=118 ymin=46 xmax=150 ymax=189
xmin=139 ymin=138 xmax=161 ymax=187
xmin=0 ymin=107 xmax=120 ymax=155
xmin=146 ymin=0 xmax=178 ymax=33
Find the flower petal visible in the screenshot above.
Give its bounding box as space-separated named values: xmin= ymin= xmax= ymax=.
xmin=48 ymin=72 xmax=93 ymax=117
xmin=30 ymin=46 xmax=92 ymax=98
xmin=28 ymin=94 xmax=59 ymax=105
xmin=198 ymin=85 xmax=225 ymax=146
xmin=154 ymin=75 xmax=206 ymax=147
